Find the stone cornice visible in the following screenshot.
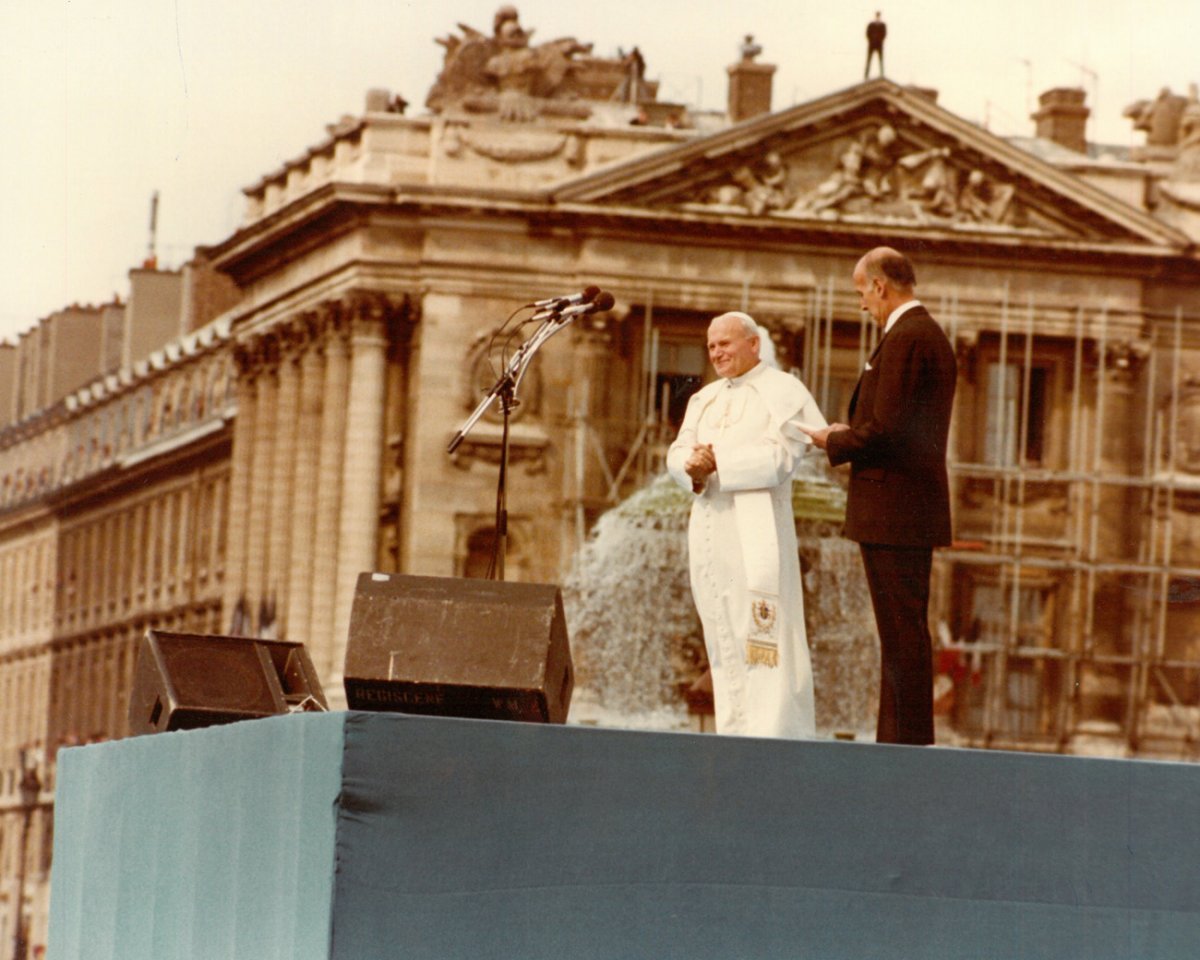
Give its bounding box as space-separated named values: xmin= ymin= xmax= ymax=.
xmin=204 ymin=183 xmax=395 ymax=285
xmin=207 ymin=184 xmax=1200 ymax=299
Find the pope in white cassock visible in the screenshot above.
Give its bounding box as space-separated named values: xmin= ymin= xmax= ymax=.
xmin=666 ymin=312 xmax=827 ymax=738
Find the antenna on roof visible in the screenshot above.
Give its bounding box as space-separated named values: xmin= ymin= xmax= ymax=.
xmin=144 ymin=190 xmax=159 ymax=270
xmin=1067 ymin=59 xmax=1098 ymax=143
xmin=1016 ymin=57 xmax=1032 ymax=117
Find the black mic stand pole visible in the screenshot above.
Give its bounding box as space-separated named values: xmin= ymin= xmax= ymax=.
xmin=448 ymin=308 xmax=577 ymax=579
xmin=492 ymin=374 xmax=517 ymax=580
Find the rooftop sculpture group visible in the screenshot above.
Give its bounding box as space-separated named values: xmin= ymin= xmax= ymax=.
xmin=426 ymin=6 xmax=594 ymax=122
xmin=1160 ymin=105 xmax=1200 ymax=219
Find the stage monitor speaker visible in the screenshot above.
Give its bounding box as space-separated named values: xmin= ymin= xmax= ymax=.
xmin=344 ymin=573 xmax=574 ymax=723
xmin=128 ymin=631 xmax=328 ymax=736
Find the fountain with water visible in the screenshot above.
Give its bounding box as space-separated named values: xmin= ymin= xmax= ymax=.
xmin=563 ymin=453 xmax=881 ymax=738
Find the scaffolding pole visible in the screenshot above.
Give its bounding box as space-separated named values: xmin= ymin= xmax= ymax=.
xmin=564 ymin=279 xmax=1200 ymax=755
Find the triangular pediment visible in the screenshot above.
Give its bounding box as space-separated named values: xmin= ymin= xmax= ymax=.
xmin=555 ymin=80 xmax=1188 ymax=250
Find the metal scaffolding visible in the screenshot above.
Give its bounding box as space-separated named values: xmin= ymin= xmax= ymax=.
xmin=565 ymin=278 xmax=1200 ymax=760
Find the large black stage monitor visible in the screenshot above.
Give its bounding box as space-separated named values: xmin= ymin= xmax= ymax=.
xmin=344 ymin=573 xmax=574 ymax=723
xmin=129 ymin=630 xmax=328 ymax=735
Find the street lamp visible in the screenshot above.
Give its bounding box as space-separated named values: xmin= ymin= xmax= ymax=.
xmin=12 ymin=756 xmax=41 ymax=960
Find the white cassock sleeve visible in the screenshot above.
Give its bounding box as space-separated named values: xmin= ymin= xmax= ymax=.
xmin=712 ymin=384 xmax=826 ymax=491
xmin=666 ymin=393 xmax=706 ymax=492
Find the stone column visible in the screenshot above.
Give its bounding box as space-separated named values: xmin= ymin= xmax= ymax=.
xmin=309 ymin=307 xmax=350 ymax=682
xmin=562 ymin=319 xmax=615 ymax=562
xmin=222 ymin=346 xmax=258 ymax=631
xmin=266 ymin=327 xmax=301 ymax=635
xmin=331 ymin=295 xmax=390 ymax=689
xmin=244 ymin=337 xmax=280 ymax=624
xmin=286 ymin=315 xmax=325 ymax=643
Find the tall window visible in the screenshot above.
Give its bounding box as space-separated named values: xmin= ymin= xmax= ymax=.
xmin=960 ymin=574 xmax=1059 ymax=736
xmin=652 ymin=340 xmax=706 ymax=427
xmin=984 ymin=361 xmax=1048 ymax=466
xmin=461 ymin=526 xmax=496 ymax=580
xmin=968 ymin=579 xmax=1053 ymax=645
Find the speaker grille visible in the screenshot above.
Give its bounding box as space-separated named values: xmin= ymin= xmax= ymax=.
xmin=128 ymin=631 xmax=328 ymax=735
xmin=157 ymin=635 xmax=279 ymax=713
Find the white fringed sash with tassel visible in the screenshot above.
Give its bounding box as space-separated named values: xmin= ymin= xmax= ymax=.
xmin=732 ymin=488 xmax=780 ymax=667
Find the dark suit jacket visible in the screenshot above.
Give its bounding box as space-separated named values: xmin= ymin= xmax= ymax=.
xmin=826 ymin=304 xmax=956 ymax=547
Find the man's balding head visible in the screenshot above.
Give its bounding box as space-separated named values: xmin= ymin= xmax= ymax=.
xmin=853 ymin=246 xmax=917 ymax=325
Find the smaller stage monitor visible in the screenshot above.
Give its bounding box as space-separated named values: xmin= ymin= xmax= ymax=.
xmin=128 ymin=631 xmax=328 ymax=736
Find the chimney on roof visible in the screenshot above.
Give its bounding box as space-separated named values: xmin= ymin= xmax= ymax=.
xmin=727 ymin=35 xmax=775 ymax=123
xmin=1032 ymin=87 xmax=1090 ymax=154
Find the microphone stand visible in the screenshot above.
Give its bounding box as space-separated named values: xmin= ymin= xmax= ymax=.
xmin=447 ymin=307 xmax=579 ymax=580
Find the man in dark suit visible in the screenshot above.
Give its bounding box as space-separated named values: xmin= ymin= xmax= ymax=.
xmin=865 ymin=12 xmax=887 ymax=79
xmin=804 ymin=247 xmax=956 ymax=744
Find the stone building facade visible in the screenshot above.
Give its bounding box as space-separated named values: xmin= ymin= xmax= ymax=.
xmin=0 ymin=259 xmax=238 ymax=956
xmin=3 ymin=10 xmax=1200 ymax=952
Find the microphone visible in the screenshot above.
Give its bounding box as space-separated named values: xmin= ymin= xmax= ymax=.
xmin=529 ymin=287 xmax=609 ymax=323
xmin=531 ymin=285 xmax=600 ymax=310
xmin=555 ymin=290 xmax=615 ymax=321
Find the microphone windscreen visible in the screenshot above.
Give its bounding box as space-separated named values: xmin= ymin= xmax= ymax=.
xmin=581 ymin=285 xmax=601 ymax=302
xmin=592 ymin=291 xmax=615 ymax=311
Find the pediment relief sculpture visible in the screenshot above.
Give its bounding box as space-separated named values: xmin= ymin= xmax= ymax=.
xmin=695 ymin=124 xmax=1023 ymax=230
xmin=712 ymin=151 xmax=792 ymax=215
xmin=426 ymin=6 xmax=594 ymax=122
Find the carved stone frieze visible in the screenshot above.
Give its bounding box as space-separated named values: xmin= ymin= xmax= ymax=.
xmin=792 ymin=124 xmax=1021 ymax=226
xmin=712 ymin=151 xmax=792 ymax=215
xmin=693 ymin=124 xmax=1025 ymax=230
xmin=465 ymin=131 xmax=568 ymax=163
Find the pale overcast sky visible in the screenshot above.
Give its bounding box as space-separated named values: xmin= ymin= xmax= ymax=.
xmin=2 ymin=0 xmax=1197 ymax=342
